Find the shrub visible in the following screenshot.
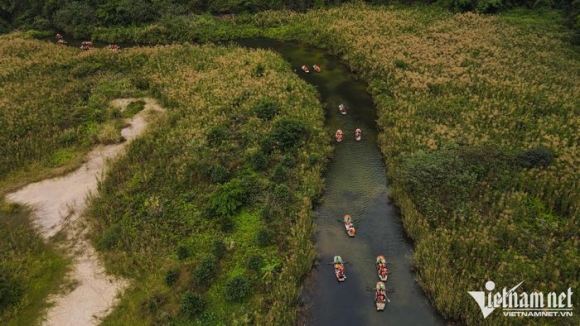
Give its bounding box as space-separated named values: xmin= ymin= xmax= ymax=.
xmin=210 ymin=165 xmax=230 ymax=184
xmin=177 ymin=244 xmax=190 ymax=260
xmin=207 ymin=125 xmax=227 ymax=146
xmin=0 ymin=273 xmax=21 ymax=314
xmin=253 ymin=64 xmax=265 ymax=77
xmin=212 ymin=239 xmax=227 ymax=259
xmin=98 ymin=123 xmax=124 ymax=145
xmin=180 ymin=291 xmax=206 ymax=318
xmin=259 ymin=137 xmax=274 ymax=154
xmin=273 ymin=184 xmax=293 ymax=202
xmin=280 ymin=154 xmax=296 ymax=168
xmin=193 ymin=256 xmax=217 ymax=285
xmin=272 ymin=164 xmax=288 ymax=183
xmin=271 ymin=118 xmax=307 ymax=151
xmin=246 ymin=254 xmax=264 ymax=272
xmin=96 ymin=225 xmax=121 ymax=250
xmin=255 ymin=98 xmax=279 ymax=120
xmin=516 ymin=147 xmax=555 ymax=169
xmin=208 ymin=178 xmax=247 ymax=216
xmin=164 ymin=269 xmax=179 ymax=286
xmin=256 ymin=229 xmax=274 ymax=247
xmin=248 ymin=150 xmax=268 ymax=171
xmin=224 ymin=275 xmax=251 ymax=302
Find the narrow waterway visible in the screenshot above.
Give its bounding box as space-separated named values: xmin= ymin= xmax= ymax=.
xmin=235 ymin=38 xmax=442 ymax=326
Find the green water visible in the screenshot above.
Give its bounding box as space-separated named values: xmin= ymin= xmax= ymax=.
xmin=235 ymin=38 xmax=443 ymax=326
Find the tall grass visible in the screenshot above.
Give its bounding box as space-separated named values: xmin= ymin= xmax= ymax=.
xmin=81 ymin=44 xmax=330 ymax=324
xmin=0 ymin=200 xmax=70 ymax=325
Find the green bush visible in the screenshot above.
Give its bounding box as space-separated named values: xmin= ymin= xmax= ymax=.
xmin=273 ymin=184 xmax=293 ymax=202
xmin=208 ymin=178 xmax=248 ymax=217
xmin=96 ymin=225 xmax=121 ymax=250
xmin=0 ymin=273 xmax=21 ymax=314
xmin=177 ymin=244 xmax=190 ymax=260
xmin=210 ymin=165 xmax=231 ymax=184
xmin=516 ymin=147 xmax=555 ymax=169
xmin=255 ymin=98 xmax=279 ymax=120
xmin=248 ymin=151 xmax=268 ymax=171
xmin=271 ymin=118 xmax=307 ymax=151
xmin=224 ymin=275 xmax=251 ymax=302
xmin=207 ymin=125 xmax=227 ymax=146
xmin=212 ymin=239 xmax=227 ymax=259
xmin=256 ymin=229 xmax=274 ymax=247
xmin=246 ymin=254 xmax=264 ymax=272
xmin=164 ymin=269 xmax=179 ymax=286
xmin=272 ymin=164 xmax=288 ymax=183
xmin=180 ymin=291 xmax=206 ymax=318
xmin=193 ymin=256 xmax=217 ymax=286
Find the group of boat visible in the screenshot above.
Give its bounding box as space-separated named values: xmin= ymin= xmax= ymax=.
xmin=301 ymin=64 xmax=321 ymax=73
xmin=335 ymin=103 xmax=362 ymax=142
xmin=335 ymin=127 xmax=362 ymax=142
xmin=332 ymin=255 xmax=391 ymax=311
xmin=55 ymin=33 xmax=119 ymax=51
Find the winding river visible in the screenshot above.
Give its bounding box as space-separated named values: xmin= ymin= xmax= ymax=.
xmin=235 ymin=38 xmax=442 ymax=326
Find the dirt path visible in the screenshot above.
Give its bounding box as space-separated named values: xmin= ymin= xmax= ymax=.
xmin=7 ymin=98 xmax=164 ymax=326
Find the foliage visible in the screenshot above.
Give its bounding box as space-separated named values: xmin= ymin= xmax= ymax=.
xmin=193 ymin=256 xmax=218 ymax=286
xmin=123 ymin=100 xmax=146 ymax=118
xmin=255 ymin=98 xmax=279 ymax=120
xmin=180 ymin=291 xmax=206 ymax=318
xmin=224 ymin=275 xmax=251 ymax=302
xmin=164 ymin=269 xmax=180 ymax=286
xmin=516 ymin=147 xmax=555 ymax=168
xmin=271 ymin=117 xmax=308 ymax=151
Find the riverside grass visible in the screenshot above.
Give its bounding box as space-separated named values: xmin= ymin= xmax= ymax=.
xmin=90 ymin=3 xmax=580 ymax=325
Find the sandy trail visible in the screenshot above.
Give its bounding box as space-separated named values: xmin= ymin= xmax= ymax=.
xmin=6 ymin=98 xmax=164 ymax=326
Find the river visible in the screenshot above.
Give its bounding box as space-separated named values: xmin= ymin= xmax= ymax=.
xmin=235 ymin=38 xmax=443 ymax=326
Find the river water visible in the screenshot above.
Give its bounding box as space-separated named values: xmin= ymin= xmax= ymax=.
xmin=235 ymin=38 xmax=442 ymax=326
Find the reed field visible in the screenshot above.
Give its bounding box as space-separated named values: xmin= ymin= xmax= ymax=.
xmin=253 ymin=4 xmax=580 ymax=325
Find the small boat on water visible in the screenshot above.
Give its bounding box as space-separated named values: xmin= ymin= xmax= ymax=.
xmin=339 ymin=104 xmax=347 ymax=115
xmin=334 ymin=256 xmax=346 ymax=282
xmin=376 ymin=255 xmax=389 ymax=281
xmin=335 ymin=129 xmax=343 ymax=142
xmin=313 ymin=65 xmax=321 ymax=72
xmin=301 ymin=65 xmax=310 ymax=73
xmin=375 ymin=281 xmax=387 ymax=311
xmin=355 ymin=128 xmax=362 ymax=141
xmin=344 ymin=215 xmax=356 ymax=237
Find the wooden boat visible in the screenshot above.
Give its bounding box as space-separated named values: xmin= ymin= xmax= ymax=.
xmin=301 ymin=65 xmax=310 ymax=73
xmin=335 ymin=129 xmax=343 ymax=142
xmin=313 ymin=65 xmax=321 ymax=72
xmin=57 ymin=39 xmax=67 ymax=45
xmin=344 ymin=214 xmax=356 ymax=237
xmin=355 ymin=128 xmax=362 ymax=141
xmin=339 ymin=104 xmax=347 ymax=115
xmin=334 ymin=256 xmax=346 ymax=282
xmin=376 ymin=255 xmax=389 ymax=281
xmin=375 ymin=281 xmax=387 ymax=311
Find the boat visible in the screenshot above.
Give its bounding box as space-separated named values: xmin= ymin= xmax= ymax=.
xmin=339 ymin=104 xmax=347 ymax=115
xmin=344 ymin=214 xmax=356 ymax=237
xmin=376 ymin=255 xmax=389 ymax=281
xmin=355 ymin=128 xmax=362 ymax=141
xmin=335 ymin=129 xmax=343 ymax=142
xmin=334 ymin=256 xmax=346 ymax=282
xmin=57 ymin=39 xmax=67 ymax=45
xmin=313 ymin=65 xmax=321 ymax=72
xmin=375 ymin=281 xmax=387 ymax=311
xmin=301 ymin=65 xmax=310 ymax=73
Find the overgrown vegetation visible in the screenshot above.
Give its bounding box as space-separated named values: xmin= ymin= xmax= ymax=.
xmin=0 ymin=200 xmax=70 ymax=325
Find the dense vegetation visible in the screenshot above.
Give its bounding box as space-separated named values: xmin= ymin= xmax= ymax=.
xmin=0 ymin=200 xmax=69 ymax=325
xmin=1 ymin=32 xmax=330 ymax=324
xmin=1 ymin=0 xmax=580 ymax=43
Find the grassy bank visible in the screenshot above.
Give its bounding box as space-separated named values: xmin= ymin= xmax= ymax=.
xmin=83 ymin=44 xmax=330 ymax=324
xmin=88 ymin=3 xmax=580 ymax=324
xmin=0 ymin=200 xmax=70 ymax=325
xmin=2 ymin=33 xmax=330 ymax=324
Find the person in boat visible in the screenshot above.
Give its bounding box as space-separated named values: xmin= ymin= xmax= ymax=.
xmin=335 ymin=129 xmax=343 ymax=142
xmin=313 ymin=65 xmax=321 ymax=72
xmin=348 ymin=227 xmax=356 ymax=236
xmin=376 ymin=293 xmax=386 ymax=303
xmin=380 ymin=267 xmax=389 ymax=277
xmin=339 ymin=104 xmax=347 ymax=114
xmin=355 ymin=128 xmax=362 ymax=139
xmin=301 ymin=65 xmax=309 ymax=73
xmin=58 ymin=39 xmax=67 ymax=45
xmin=56 ymin=33 xmax=63 ymax=39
